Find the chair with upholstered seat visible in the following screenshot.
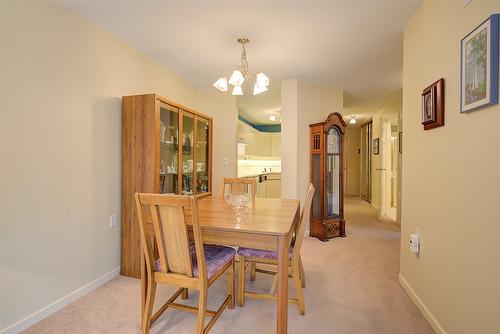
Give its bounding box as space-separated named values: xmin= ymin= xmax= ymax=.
xmin=135 ymin=193 xmax=235 ymax=334
xmin=237 ymin=184 xmax=314 ymax=315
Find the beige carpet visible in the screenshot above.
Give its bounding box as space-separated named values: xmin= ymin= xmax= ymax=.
xmin=22 ymin=196 xmax=433 ymax=334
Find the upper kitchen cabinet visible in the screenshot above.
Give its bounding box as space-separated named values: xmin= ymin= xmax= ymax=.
xmin=121 ymin=94 xmax=212 ymax=278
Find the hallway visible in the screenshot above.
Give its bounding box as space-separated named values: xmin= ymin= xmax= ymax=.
xmin=22 ymin=196 xmax=432 ymax=334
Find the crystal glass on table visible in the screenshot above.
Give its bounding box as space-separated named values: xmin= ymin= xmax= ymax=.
xmin=225 ymin=192 xmax=251 ymax=223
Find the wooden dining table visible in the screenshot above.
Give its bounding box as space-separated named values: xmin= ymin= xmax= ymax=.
xmin=141 ymin=196 xmax=300 ymax=334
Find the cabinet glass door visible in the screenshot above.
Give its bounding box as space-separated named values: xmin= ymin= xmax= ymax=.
xmin=181 ymin=112 xmax=194 ymax=195
xmin=311 ymin=154 xmax=321 ymax=218
xmin=325 ymin=127 xmax=340 ymax=217
xmin=196 ymin=118 xmax=210 ymax=194
xmin=159 ymin=103 xmax=179 ymax=194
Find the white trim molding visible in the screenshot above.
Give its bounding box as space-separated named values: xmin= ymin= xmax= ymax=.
xmin=398 ymin=273 xmax=446 ymax=334
xmin=0 ymin=268 xmax=120 ymax=334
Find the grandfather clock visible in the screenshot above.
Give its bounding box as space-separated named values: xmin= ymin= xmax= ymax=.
xmin=309 ymin=112 xmax=346 ymax=241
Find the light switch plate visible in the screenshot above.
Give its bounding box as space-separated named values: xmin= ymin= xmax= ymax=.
xmin=223 ymin=158 xmax=229 ymax=166
xmin=109 ymin=214 xmax=117 ymax=228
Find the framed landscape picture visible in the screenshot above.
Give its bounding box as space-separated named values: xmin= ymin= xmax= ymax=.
xmin=461 ymin=14 xmax=499 ymax=113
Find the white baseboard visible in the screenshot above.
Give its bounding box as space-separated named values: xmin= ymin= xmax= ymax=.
xmin=0 ymin=267 xmax=120 ymax=334
xmin=398 ymin=273 xmax=446 ymax=334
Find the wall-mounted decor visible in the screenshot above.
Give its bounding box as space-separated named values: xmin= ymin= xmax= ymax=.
xmin=422 ymin=78 xmax=445 ymax=130
xmin=461 ymin=14 xmax=499 ymax=113
xmin=373 ymin=138 xmax=379 ymax=155
xmin=398 ymin=132 xmax=403 ymax=154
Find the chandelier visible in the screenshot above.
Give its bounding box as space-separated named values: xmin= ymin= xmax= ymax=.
xmin=213 ymin=37 xmax=270 ymax=96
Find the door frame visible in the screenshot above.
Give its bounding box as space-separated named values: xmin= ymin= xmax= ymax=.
xmin=380 ymin=115 xmax=397 ymax=221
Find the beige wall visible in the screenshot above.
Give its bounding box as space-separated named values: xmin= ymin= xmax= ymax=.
xmin=197 ymin=88 xmax=238 ymax=197
xmin=237 ymin=120 xmax=281 ymax=158
xmin=297 ymin=81 xmax=344 ymax=205
xmin=344 ymin=125 xmax=360 ymax=196
xmin=400 ymin=1 xmax=500 ymax=334
xmin=281 ymin=80 xmax=343 ymax=203
xmin=280 ymin=80 xmax=299 ymax=199
xmin=0 ymin=1 xmax=237 ymax=331
xmin=0 ymin=0 xmax=3 ymax=325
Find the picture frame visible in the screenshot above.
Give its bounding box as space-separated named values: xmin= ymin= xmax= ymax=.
xmin=461 ymin=14 xmax=499 ymax=113
xmin=422 ymin=87 xmax=435 ymax=124
xmin=422 ymin=78 xmax=445 ymax=130
xmin=373 ymin=138 xmax=379 ymax=155
xmin=398 ymin=132 xmax=403 ymax=154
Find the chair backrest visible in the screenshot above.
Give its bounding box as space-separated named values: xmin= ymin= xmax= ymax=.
xmin=222 ymin=177 xmax=256 ymax=199
xmin=291 ymin=183 xmax=315 ymax=261
xmin=135 ymin=193 xmax=207 ymax=281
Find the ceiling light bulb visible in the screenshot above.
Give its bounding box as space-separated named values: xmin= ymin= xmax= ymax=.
xmin=212 ymin=77 xmax=228 ymax=91
xmin=349 ymin=116 xmax=357 ymax=124
xmin=269 ymin=115 xmax=276 ymax=122
xmin=232 ymin=85 xmax=243 ymax=96
xmin=228 ymin=70 xmax=245 ymax=87
xmin=256 ymin=72 xmax=270 ymax=87
xmin=253 ymin=82 xmax=268 ymax=95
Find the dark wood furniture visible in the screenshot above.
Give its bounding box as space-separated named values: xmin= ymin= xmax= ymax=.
xmin=309 ymin=112 xmax=347 ymax=241
xmin=121 ymin=94 xmax=213 ymax=278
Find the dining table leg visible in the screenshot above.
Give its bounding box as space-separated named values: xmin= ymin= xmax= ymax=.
xmin=277 ymin=234 xmax=289 ymax=334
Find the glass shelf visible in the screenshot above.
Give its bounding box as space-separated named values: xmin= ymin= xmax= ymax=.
xmin=159 ymin=105 xmax=179 ymax=194
xmin=158 ymin=103 xmax=211 ymax=195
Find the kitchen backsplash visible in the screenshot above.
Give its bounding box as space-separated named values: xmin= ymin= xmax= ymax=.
xmin=238 ymin=156 xmax=281 ymax=177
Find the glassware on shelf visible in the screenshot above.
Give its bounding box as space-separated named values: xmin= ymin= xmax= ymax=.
xmin=160 ymin=121 xmax=167 ymax=143
xmin=159 ymin=104 xmax=179 ymax=193
xmin=160 ymin=160 xmax=166 ymax=173
xmin=196 ymin=118 xmax=210 ymax=194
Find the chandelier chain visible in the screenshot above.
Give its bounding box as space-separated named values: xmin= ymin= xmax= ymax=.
xmin=240 ymin=40 xmax=248 ymax=74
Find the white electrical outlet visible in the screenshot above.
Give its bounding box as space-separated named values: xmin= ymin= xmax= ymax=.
xmin=409 ymin=227 xmax=421 ymax=255
xmin=109 ymin=214 xmax=117 ymax=228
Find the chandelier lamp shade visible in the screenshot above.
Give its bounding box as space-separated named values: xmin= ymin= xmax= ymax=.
xmin=349 ymin=116 xmax=357 ymax=124
xmin=213 ymin=37 xmax=270 ymax=96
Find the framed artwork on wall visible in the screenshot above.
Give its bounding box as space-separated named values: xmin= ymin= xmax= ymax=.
xmin=461 ymin=14 xmax=499 ymax=113
xmin=422 ymin=78 xmax=445 ymax=130
xmin=373 ymin=138 xmax=379 ymax=155
xmin=398 ymin=132 xmax=403 ymax=154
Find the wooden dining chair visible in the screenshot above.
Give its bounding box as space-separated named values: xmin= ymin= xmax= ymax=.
xmin=237 ymin=183 xmax=314 ymax=315
xmin=135 ymin=193 xmax=235 ymax=334
xmin=222 ymin=177 xmax=257 ymax=199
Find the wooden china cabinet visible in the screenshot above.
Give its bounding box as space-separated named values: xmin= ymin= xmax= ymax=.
xmin=309 ymin=112 xmax=346 ymax=241
xmin=121 ymin=94 xmax=212 ymax=278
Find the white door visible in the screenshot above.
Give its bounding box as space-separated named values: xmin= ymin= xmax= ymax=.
xmin=383 ymin=116 xmax=398 ymax=221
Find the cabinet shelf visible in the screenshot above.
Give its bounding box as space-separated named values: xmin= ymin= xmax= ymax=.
xmin=121 ymin=93 xmax=213 ymax=279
